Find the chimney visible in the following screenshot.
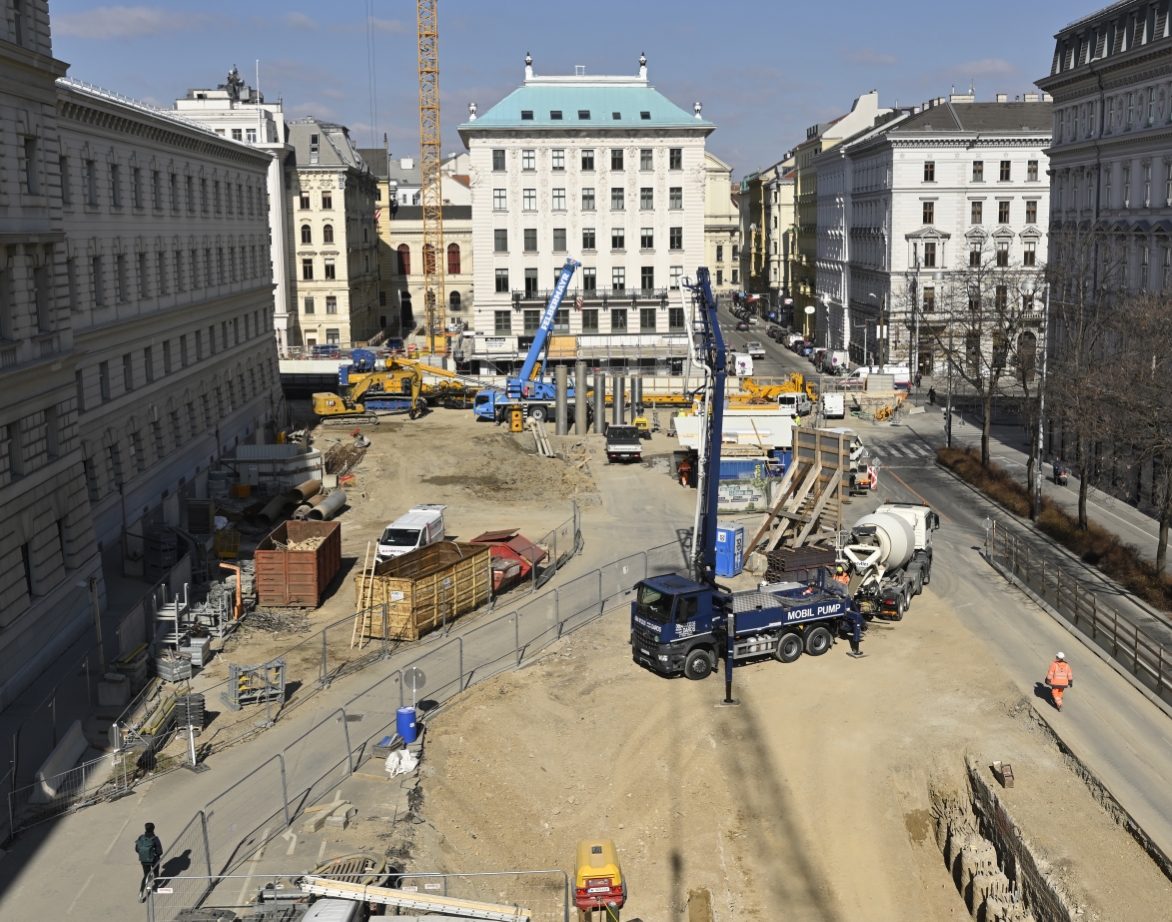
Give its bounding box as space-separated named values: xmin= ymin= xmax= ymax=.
xmin=996 ymin=93 xmax=1008 ymax=102
xmin=1042 ymin=93 xmax=1053 ymax=102
xmin=1024 ymin=93 xmax=1040 ymax=102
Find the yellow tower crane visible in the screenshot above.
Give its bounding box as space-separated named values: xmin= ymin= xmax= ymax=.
xmin=417 ymin=0 xmax=446 ymax=355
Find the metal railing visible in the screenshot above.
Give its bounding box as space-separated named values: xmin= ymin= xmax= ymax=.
xmin=148 ymin=538 xmax=688 ymax=920
xmin=991 ymin=521 xmax=1172 ymax=705
xmin=7 ymin=752 xmax=132 ymax=837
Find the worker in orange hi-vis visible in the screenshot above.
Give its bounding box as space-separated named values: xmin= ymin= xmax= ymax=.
xmin=1046 ymin=652 xmax=1074 ymax=710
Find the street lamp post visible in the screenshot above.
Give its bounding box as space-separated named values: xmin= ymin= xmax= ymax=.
xmin=1033 ymin=283 xmax=1051 ymax=522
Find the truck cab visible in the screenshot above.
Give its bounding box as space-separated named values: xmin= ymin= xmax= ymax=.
xmin=631 ymin=575 xmax=722 ymax=678
xmin=605 ymin=425 xmax=643 ymax=463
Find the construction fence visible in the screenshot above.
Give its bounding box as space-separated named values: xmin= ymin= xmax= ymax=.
xmin=147 ymin=538 xmax=689 ymax=922
xmin=990 ymin=521 xmax=1172 ymax=710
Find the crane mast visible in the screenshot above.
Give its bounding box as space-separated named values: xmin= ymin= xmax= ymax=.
xmin=417 ymin=0 xmax=446 ymax=355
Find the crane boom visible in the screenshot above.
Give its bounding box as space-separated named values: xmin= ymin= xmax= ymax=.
xmin=509 ymin=258 xmax=579 ymax=396
xmin=417 ymin=0 xmax=446 ymax=354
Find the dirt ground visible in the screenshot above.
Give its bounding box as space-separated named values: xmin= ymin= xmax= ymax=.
xmin=383 ymin=585 xmax=1171 ymax=922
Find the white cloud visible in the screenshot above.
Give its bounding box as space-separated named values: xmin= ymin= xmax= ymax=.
xmin=838 ymin=46 xmax=898 ymax=67
xmin=54 ymin=6 xmax=212 ymax=40
xmin=285 ymin=12 xmax=318 ymax=31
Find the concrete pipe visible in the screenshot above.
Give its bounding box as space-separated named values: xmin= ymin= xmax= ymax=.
xmin=292 ymin=504 xmax=313 ymax=520
xmin=257 ymin=494 xmax=287 ymax=526
xmin=287 ymin=478 xmax=322 ymax=503
xmin=307 ymin=489 xmax=347 ymax=521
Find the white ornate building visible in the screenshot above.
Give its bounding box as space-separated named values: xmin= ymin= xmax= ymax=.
xmin=457 ymin=54 xmax=713 ymax=374
xmin=815 ymin=92 xmax=1052 ymax=371
xmin=0 ymin=2 xmax=282 ymax=708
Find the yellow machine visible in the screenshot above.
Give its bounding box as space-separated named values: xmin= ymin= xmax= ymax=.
xmin=345 ymin=357 xmax=481 ymax=409
xmin=313 ymin=368 xmax=425 ymax=420
xmin=632 ymin=416 xmax=651 ymax=439
xmin=731 ymin=373 xmax=816 ymax=405
xmin=574 ymin=839 xmax=626 ymax=920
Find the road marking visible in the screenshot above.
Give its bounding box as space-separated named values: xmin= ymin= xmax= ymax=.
xmin=281 ymin=830 xmax=298 ymax=856
xmin=104 ymin=811 xmax=136 ymax=857
xmin=237 ymin=826 xmax=271 ymax=907
xmin=317 ymin=838 xmax=328 ymax=862
xmin=66 ymin=872 xmax=95 ymax=915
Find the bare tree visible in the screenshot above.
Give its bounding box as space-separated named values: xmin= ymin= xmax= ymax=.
xmin=928 ymin=238 xmax=1045 ymax=467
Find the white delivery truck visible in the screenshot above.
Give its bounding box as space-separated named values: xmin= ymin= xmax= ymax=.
xmin=821 ymin=392 xmax=845 ymax=418
xmin=732 ymin=353 xmax=754 ymax=377
xmin=376 ymin=504 xmax=447 ymax=561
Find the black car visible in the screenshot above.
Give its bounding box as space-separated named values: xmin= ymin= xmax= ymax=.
xmin=735 ymin=320 xmax=750 ymax=332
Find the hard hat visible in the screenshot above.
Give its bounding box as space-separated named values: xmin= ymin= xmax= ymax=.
xmin=1056 ymin=652 xmax=1065 ymax=660
xmin=836 ymin=565 xmax=844 ymax=573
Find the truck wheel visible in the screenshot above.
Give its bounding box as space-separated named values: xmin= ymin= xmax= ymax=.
xmin=914 ymin=570 xmax=924 ymax=596
xmin=684 ymin=649 xmax=713 ymax=681
xmin=892 ymin=594 xmax=906 ymax=621
xmin=774 ymin=633 xmax=803 ymax=664
xmin=923 ymin=564 xmax=931 ymax=586
xmin=805 ymin=626 xmax=832 ymax=656
xmin=529 ymin=405 xmax=547 ymax=423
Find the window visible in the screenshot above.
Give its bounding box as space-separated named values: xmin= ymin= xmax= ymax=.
xmin=922 ymin=286 xmax=935 ymax=312
xmin=999 ymin=160 xmax=1011 ymax=182
xmin=1145 ymin=163 xmax=1152 ymax=207
xmin=85 ymin=160 xmax=97 ymax=205
xmin=397 ymin=244 xmax=410 ymax=274
xmin=321 ymin=192 xmax=332 ymax=209
xmin=522 ymin=149 xmax=535 ymax=170
xmin=640 ymin=111 xmax=651 ymax=121
xmin=716 ymin=269 xmax=723 ymax=285
xmin=494 ymin=310 xmax=511 ymax=335
xmin=640 ymin=227 xmax=654 ymax=249
xmin=326 ymin=296 xmax=338 ymax=314
xmin=582 ymin=308 xmax=599 ymax=332
xmin=59 ymin=156 xmax=71 ymax=204
xmin=669 ymin=187 xmax=682 ymax=209
xmin=323 ymin=224 xmax=334 ymax=243
xmin=122 ymin=353 xmax=134 ymax=393
xmin=553 ymin=308 xmax=570 ymax=333
xmin=324 ymin=258 xmax=336 ymax=280
xmin=923 ymin=161 xmax=935 ymax=182
xmin=1027 ymin=160 xmax=1039 ymax=182
xmin=493 ymin=188 xmax=507 ymax=211
xmin=492 ymin=149 xmax=505 ymax=171
xmin=923 ymin=241 xmax=936 ymax=267
xmin=991 ymin=241 xmax=1009 ymax=267
xmin=668 ymin=307 xmax=684 ymax=331
xmin=303 ymin=296 xmax=315 ymax=314
xmin=12 ymin=0 xmax=23 ymax=46
xmin=302 ymin=258 xmax=313 ymax=280
xmin=552 ymin=149 xmax=565 ymax=170
xmin=552 ymin=188 xmax=566 ymax=210
xmin=137 ymin=252 xmax=149 ymax=299
xmin=522 ymin=308 xmax=541 ymax=334
xmin=1127 ymin=91 xmax=1135 ymax=128
xmin=1124 ymin=165 xmax=1131 ymax=207
xmin=110 ymin=163 xmax=122 ymax=207
xmin=1024 ymin=241 xmax=1036 ymax=267
xmin=669 ymin=148 xmax=683 ymax=170
xmin=1025 ymin=200 xmax=1037 ymax=223
xmin=494 ymin=229 xmax=508 ymax=252
xmin=1164 ymin=246 xmax=1171 ymax=289
xmin=611 ymin=308 xmax=628 ymax=332
xmin=582 ymin=267 xmax=597 ymax=292
xmin=552 ymin=228 xmax=566 ymax=252
xmin=447 ymin=243 xmax=461 ymax=274
xmin=969 ymin=244 xmax=982 ymax=267
xmin=91 ymin=255 xmax=105 ymax=306
xmin=972 ymin=161 xmax=984 ymax=182
xmin=922 ymin=202 xmax=934 ymax=224
xmin=523 ymin=188 xmax=536 ymax=211
xmin=550 ymin=110 xmax=563 ymax=121
xmin=610 ymin=188 xmax=624 ymax=210
xmin=495 ymin=268 xmax=509 ymax=293
xmin=971 ymin=201 xmax=983 ymax=224
xmin=640 ymin=187 xmax=653 ymax=209
xmin=582 ymin=228 xmax=596 ymax=250
xmin=1150 ymin=87 xmax=1158 ymax=126
xmin=611 ymin=149 xmax=624 ymax=170
xmin=521 ymin=110 xmax=533 ymax=121
xmin=578 ymin=110 xmax=590 ymax=120
xmin=581 ymin=149 xmax=595 ymax=171
xmin=640 ymin=267 xmax=655 ymax=293
xmin=612 ymin=111 xmax=622 ymax=120
xmin=582 ymin=188 xmax=596 ymax=210
xmin=524 ymin=228 xmax=537 ymax=252
xmin=116 ymin=254 xmax=128 ymax=301
xmin=301 ymin=224 xmax=312 ymax=244
xmin=611 ymin=228 xmax=625 ymax=250
xmin=300 ymin=192 xmax=310 ymax=209
xmin=997 ymin=200 xmax=1010 ymax=224
xmin=670 ymin=266 xmax=682 ymax=289
xmin=640 ymin=307 xmax=656 ymax=331
xmin=640 ymin=149 xmax=653 ymax=170
xmin=246 ymin=128 xmax=256 ymax=143
xmin=1105 ymin=168 xmax=1113 ymax=208
xmin=199 ymin=177 xmax=208 ymax=212
xmin=612 ymin=267 xmax=626 ymax=292
xmin=66 ymin=257 xmax=78 ymax=310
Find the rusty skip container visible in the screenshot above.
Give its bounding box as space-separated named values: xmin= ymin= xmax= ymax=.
xmin=355 ymin=541 xmax=492 ymax=641
xmin=254 ymin=520 xmax=342 ymax=607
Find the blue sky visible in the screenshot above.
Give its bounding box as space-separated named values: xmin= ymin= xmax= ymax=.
xmin=52 ymin=0 xmax=1080 ymax=177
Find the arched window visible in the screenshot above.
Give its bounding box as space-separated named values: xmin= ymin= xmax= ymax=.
xmin=300 ymin=224 xmax=312 ymax=244
xmin=423 ymin=244 xmax=436 ymax=275
xmin=447 ymin=243 xmax=461 ymax=275
xmin=397 ymin=244 xmax=411 ymax=275
xmin=323 ymin=224 xmax=334 ymax=244
xmin=449 ymin=291 xmax=462 ymax=311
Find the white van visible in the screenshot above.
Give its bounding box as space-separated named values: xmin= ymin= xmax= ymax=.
xmin=821 ymin=392 xmax=846 ymax=419
xmin=820 ymin=350 xmax=850 ymax=375
xmin=845 ymin=364 xmax=911 ymax=389
xmin=376 ymin=504 xmax=447 ymax=561
xmin=732 ymin=353 xmax=754 ymax=377
xmin=776 ymin=393 xmax=812 ymax=417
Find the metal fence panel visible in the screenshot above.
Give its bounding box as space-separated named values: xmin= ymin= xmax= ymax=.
xmin=149 ymin=809 xmax=213 ymax=922
xmin=459 ymin=611 xmax=522 ymax=682
xmin=282 ymin=711 xmax=351 ymax=816
xmin=204 ymin=755 xmax=287 ymax=874
xmin=517 ymin=592 xmax=559 ymax=653
xmin=600 ymin=553 xmax=646 ymax=606
xmin=556 ymin=572 xmax=602 ymax=625
xmin=7 ymin=753 xmax=115 ymax=834
xmin=647 ymin=540 xmax=689 ymax=577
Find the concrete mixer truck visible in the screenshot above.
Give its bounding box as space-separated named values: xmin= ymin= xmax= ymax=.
xmin=842 ymin=502 xmax=940 ymax=620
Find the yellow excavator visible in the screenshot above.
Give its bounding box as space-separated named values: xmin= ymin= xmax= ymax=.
xmin=341 ymin=356 xmax=481 ymax=410
xmin=729 ymin=373 xmax=818 ymax=406
xmin=313 ymin=366 xmax=426 ymax=421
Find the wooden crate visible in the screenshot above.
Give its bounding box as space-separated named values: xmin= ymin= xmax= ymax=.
xmin=254 ymin=520 xmax=342 ymax=607
xmin=355 ymin=542 xmax=492 ymax=641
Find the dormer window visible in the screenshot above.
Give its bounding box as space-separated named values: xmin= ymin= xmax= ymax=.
xmin=578 ymin=110 xmax=591 ymax=120
xmin=521 ymin=110 xmax=534 ymax=120
xmin=612 ymin=112 xmax=621 ymax=120
xmin=640 ymin=111 xmax=651 ymax=120
xmin=550 ymin=110 xmax=563 ymax=120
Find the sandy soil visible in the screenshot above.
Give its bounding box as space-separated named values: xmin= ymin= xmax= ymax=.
xmin=387 ymin=585 xmax=1171 ymax=922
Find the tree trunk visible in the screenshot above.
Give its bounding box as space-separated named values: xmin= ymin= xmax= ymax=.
xmin=1159 ymin=463 xmax=1172 ymax=574
xmin=1027 ymin=455 xmax=1037 ymax=518
xmin=1078 ymin=437 xmax=1091 ymax=531
xmin=981 ymin=392 xmax=993 ymax=467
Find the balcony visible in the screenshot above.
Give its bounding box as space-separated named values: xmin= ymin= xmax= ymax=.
xmin=511 ymin=287 xmax=670 ymax=306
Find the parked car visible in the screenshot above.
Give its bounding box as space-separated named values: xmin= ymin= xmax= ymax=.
xmin=766 ymin=325 xmax=781 ymax=339
xmin=746 ymin=341 xmax=766 ymax=359
xmin=819 ymin=350 xmax=850 ymax=375
xmin=811 ymin=348 xmax=827 ymax=368
xmin=799 ymin=343 xmax=815 ymax=357
xmin=785 ymin=333 xmax=806 ymax=349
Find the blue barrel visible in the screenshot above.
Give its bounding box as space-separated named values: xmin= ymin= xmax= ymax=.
xmin=396 ymin=706 xmax=417 ymax=744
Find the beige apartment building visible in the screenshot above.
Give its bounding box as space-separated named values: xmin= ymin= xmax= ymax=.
xmin=704 ymin=152 xmax=741 ymax=291
xmin=287 ymin=118 xmax=380 ymax=349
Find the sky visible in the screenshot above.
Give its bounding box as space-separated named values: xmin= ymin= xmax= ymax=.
xmin=51 ymin=0 xmax=1083 ymax=178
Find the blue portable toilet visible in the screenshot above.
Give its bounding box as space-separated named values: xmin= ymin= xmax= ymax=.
xmin=396 ymin=706 xmax=418 ymax=744
xmin=714 ymin=525 xmax=744 ymax=578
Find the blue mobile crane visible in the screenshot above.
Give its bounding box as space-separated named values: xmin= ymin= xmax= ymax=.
xmin=630 ymin=268 xmax=866 ymax=687
xmin=473 ymin=258 xmax=580 ymax=423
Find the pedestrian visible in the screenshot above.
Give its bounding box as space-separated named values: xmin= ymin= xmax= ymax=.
xmin=793 ymin=413 xmax=802 ymax=428
xmin=1045 ymin=652 xmax=1073 ymax=710
xmin=928 ymin=386 xmax=937 ymax=405
xmin=848 ymin=617 xmax=865 ymax=657
xmin=914 ymin=372 xmax=922 ymax=389
xmin=136 ymin=822 xmax=163 ymax=902
xmin=677 ymin=458 xmax=692 ymax=487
